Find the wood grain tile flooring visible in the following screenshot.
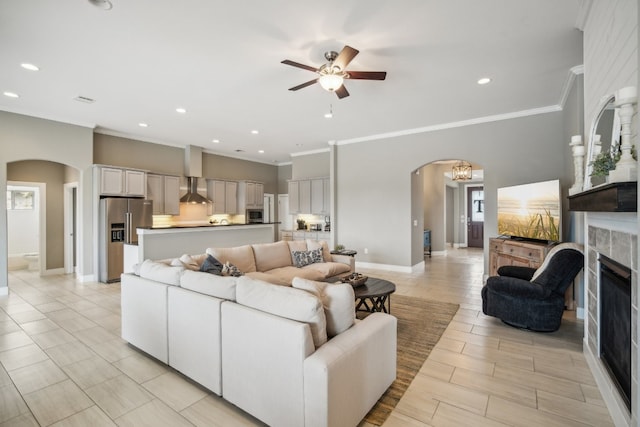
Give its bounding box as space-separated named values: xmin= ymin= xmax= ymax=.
xmin=0 ymin=248 xmax=613 ymax=426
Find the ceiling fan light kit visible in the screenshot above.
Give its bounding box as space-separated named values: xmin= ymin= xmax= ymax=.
xmin=282 ymin=45 xmax=386 ymax=99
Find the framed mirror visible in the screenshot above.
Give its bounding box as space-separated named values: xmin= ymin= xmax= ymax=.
xmin=584 ymin=94 xmax=620 ymax=189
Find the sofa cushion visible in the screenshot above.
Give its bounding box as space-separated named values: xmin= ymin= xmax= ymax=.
xmin=180 ymin=270 xmax=237 ymax=301
xmin=292 ymin=277 xmax=355 ymax=337
xmin=169 ymin=254 xmax=199 ymax=271
xmin=251 ymin=241 xmax=292 ymax=272
xmin=236 ymin=276 xmax=327 ymax=348
xmin=265 ymin=266 xmax=325 ymax=283
xmin=302 ymin=262 xmax=351 ymax=278
xmin=307 ymin=240 xmax=332 ymax=262
xmin=207 ymin=245 xmax=256 ymax=273
xmin=139 ymin=259 xmax=184 ymax=286
xmin=245 ymin=272 xmax=291 ymax=287
xmin=291 ymin=249 xmax=323 ymax=268
xmin=200 ymin=254 xmax=224 ymax=275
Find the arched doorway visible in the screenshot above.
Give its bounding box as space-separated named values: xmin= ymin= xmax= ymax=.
xmin=418 ymin=160 xmax=484 ymax=256
xmin=6 ymin=160 xmax=80 ymax=275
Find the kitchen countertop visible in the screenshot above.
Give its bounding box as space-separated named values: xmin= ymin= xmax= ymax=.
xmin=147 ymin=222 xmax=280 ymax=230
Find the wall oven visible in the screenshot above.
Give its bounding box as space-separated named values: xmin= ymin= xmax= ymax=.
xmin=246 ymin=209 xmax=264 ymax=223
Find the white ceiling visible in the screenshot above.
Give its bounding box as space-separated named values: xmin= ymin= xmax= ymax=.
xmin=0 ymin=0 xmax=584 ymax=165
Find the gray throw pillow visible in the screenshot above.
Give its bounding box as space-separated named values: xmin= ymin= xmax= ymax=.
xmin=200 ymin=254 xmax=224 ymax=276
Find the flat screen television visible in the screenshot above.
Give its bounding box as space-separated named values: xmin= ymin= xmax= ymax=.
xmin=497 ymin=179 xmax=561 ymax=243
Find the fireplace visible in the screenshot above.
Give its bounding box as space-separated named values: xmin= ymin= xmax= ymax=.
xmin=599 ymin=254 xmax=632 ymax=411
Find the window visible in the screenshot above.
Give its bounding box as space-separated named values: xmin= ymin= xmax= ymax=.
xmin=6 ymin=190 xmax=34 ymax=210
xmin=471 ymin=190 xmax=484 ymax=222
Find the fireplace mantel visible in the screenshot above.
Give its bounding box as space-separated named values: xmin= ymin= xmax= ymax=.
xmin=568 ymin=181 xmax=637 ymax=212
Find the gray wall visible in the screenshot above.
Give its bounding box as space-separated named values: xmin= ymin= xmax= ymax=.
xmin=335 ymin=110 xmax=573 ymax=271
xmin=0 ymin=111 xmax=94 ymax=288
xmin=291 ymin=151 xmax=330 ymax=179
xmin=277 ymin=164 xmax=292 ymax=194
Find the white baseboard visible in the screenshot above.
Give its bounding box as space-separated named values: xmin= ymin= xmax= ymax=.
xmin=0 ymin=287 xmax=8 ymax=296
xmin=78 ymin=274 xmax=97 ymax=283
xmin=576 ymin=307 xmax=585 ymax=320
xmin=42 ymin=268 xmax=65 ymax=276
xmin=355 ymin=261 xmax=414 ymax=273
xmin=583 ymin=339 xmax=631 ymax=427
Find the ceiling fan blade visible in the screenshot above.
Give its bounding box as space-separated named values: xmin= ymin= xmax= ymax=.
xmin=334 ymin=45 xmax=359 ymax=71
xmin=335 ymin=85 xmax=350 ymax=99
xmin=288 ymin=79 xmax=318 ymax=91
xmin=347 ymin=71 xmax=387 ymax=80
xmin=281 ymin=60 xmax=318 ymax=73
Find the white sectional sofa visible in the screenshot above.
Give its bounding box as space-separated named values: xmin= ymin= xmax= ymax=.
xmin=121 ymin=240 xmax=397 ymax=427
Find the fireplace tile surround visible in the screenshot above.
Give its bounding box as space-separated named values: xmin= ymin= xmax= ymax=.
xmin=585 ymin=214 xmax=638 ymax=426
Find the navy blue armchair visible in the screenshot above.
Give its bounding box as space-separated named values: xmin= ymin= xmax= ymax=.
xmin=481 ymin=244 xmax=584 ymax=332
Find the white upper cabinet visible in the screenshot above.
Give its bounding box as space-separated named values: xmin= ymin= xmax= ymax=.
xmin=238 ymin=181 xmax=264 ymax=212
xmin=207 ymin=180 xmax=239 ymax=214
xmin=147 ymin=173 xmax=180 ymax=215
xmin=290 ymin=177 xmax=328 ymax=215
xmin=98 ymin=166 xmax=146 ymax=197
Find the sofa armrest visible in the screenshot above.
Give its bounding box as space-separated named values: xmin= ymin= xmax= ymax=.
xmin=221 ymin=302 xmax=315 ymax=427
xmin=121 ymin=273 xmax=169 ymax=363
xmin=303 ymin=313 xmax=397 ymax=427
xmin=485 ymin=276 xmax=551 ymax=299
xmin=496 ymin=265 xmax=536 ymax=281
xmin=330 ymin=254 xmax=355 ymax=272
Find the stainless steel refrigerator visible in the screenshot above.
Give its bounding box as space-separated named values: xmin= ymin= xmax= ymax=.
xmin=99 ymin=198 xmax=153 ymax=283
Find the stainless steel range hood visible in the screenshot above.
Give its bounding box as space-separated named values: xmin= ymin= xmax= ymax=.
xmin=180 ymin=145 xmax=212 ymax=204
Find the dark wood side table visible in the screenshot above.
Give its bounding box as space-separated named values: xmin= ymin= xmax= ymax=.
xmin=353 ymin=277 xmax=396 ymax=314
xmin=330 ymin=249 xmax=357 ymax=257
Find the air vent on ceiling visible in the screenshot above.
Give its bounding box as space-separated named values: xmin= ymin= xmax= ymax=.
xmin=74 ymin=96 xmax=96 ymax=104
xmin=235 ymin=149 xmax=245 ymax=153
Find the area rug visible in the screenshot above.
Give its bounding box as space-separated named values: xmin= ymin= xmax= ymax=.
xmin=360 ymin=294 xmax=459 ymax=426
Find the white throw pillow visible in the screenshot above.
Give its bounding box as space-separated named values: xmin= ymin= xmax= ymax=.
xmin=236 ymin=276 xmax=327 ymax=348
xmin=139 ymin=259 xmax=184 ymax=286
xmin=306 ymin=240 xmax=332 ymax=262
xmin=292 ymin=277 xmax=355 ymax=337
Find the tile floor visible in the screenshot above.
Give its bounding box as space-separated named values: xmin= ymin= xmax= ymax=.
xmin=0 ymin=248 xmax=614 ymax=426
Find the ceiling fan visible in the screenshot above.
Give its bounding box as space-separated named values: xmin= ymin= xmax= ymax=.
xmin=281 ymin=45 xmax=386 ymax=99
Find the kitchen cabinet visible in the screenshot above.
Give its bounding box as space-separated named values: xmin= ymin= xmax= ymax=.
xmin=288 ymin=181 xmax=300 ymax=213
xmin=207 ymin=180 xmax=238 ymax=214
xmin=488 ymin=237 xmax=554 ymax=276
xmin=238 ymin=181 xmax=264 ymax=212
xmin=289 ymin=179 xmax=311 ymax=214
xmin=97 ymin=166 xmax=146 ymax=197
xmin=147 ymin=174 xmax=180 ymax=215
xmin=311 ymin=178 xmax=330 ymax=214
xmin=280 ymin=230 xmax=293 ymax=241
xmin=289 ymin=178 xmax=327 ymax=215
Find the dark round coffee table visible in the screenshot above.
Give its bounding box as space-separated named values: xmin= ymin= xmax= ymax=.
xmin=353 ymin=277 xmax=396 ymax=314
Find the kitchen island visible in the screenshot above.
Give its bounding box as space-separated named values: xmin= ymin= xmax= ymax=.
xmin=132 ymin=223 xmax=276 ymax=264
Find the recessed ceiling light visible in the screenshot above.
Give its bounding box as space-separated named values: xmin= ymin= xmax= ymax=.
xmin=477 ymin=77 xmax=492 ymax=85
xmin=324 ymin=112 xmax=333 ymax=119
xmin=251 ymin=130 xmax=259 ymax=135
xmin=20 ymin=63 xmax=39 ymax=71
xmin=258 ymin=150 xmax=265 ymax=154
xmin=212 ymin=139 xmax=220 ymax=143
xmin=3 ymin=91 xmax=19 ymax=98
xmin=176 ymin=107 xmax=187 ymax=114
xmin=138 ymin=123 xmax=148 ymax=128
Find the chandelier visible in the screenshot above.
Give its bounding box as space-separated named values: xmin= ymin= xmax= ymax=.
xmin=452 ymin=160 xmax=472 ymax=181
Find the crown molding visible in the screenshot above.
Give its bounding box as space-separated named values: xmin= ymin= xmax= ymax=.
xmin=335 ymin=105 xmax=562 ymax=146
xmin=558 ymin=64 xmax=585 ymax=109
xmin=0 ymin=106 xmax=96 ymax=129
xmin=290 ymin=147 xmax=330 ymax=157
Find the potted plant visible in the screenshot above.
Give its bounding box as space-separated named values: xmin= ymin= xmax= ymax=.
xmin=589 ymin=151 xmax=616 ymax=178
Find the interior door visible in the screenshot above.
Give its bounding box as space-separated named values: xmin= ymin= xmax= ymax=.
xmin=467 ymin=186 xmax=484 ymax=248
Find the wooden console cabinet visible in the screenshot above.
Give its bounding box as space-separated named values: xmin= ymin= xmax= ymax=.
xmin=488 ymin=237 xmax=555 ymax=276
